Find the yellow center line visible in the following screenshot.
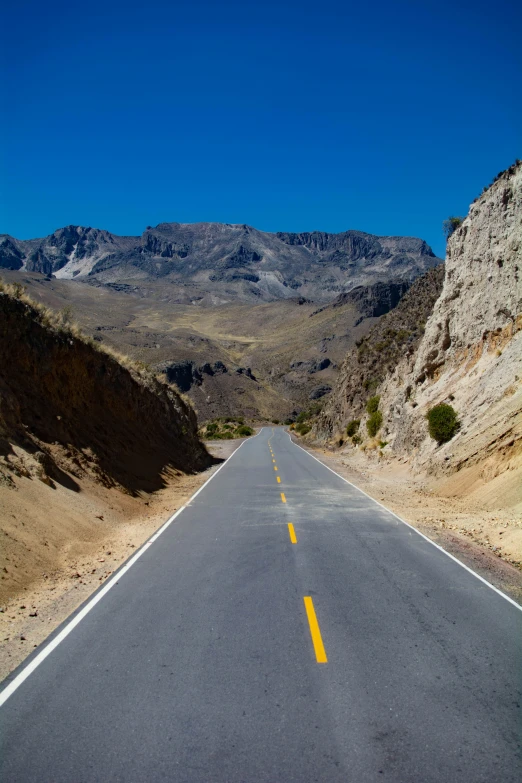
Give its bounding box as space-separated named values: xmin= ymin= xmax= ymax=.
xmin=288 ymin=523 xmax=297 ymax=544
xmin=277 ymin=476 xmax=281 ymax=483
xmin=303 ymin=597 xmax=328 ymax=663
xmin=274 ymin=466 xmax=278 ymax=471
xmin=280 ymin=492 xmax=286 ymax=503
xmin=272 ymin=459 xmax=276 ymax=463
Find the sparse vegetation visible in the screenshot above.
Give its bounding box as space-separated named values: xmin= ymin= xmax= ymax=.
xmin=346 ymin=419 xmax=360 ymax=437
xmin=366 ymin=410 xmax=383 ymax=437
xmin=472 ymin=159 xmax=521 ymax=203
xmin=443 ymin=216 xmax=465 ymax=241
xmin=426 ymin=403 xmax=460 ymax=444
xmin=58 ymin=305 xmax=74 ymax=327
xmin=318 ymin=266 xmax=446 ymax=444
xmin=236 ymin=425 xmax=254 ymax=437
xmin=201 ymin=417 xmax=254 ymax=440
xmin=294 ymin=423 xmax=311 ymax=436
xmin=366 ymin=396 xmax=380 ymax=415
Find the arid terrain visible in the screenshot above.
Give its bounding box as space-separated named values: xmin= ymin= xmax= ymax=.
xmin=1 ymin=164 xmax=521 ymax=688
xmin=0 ymin=268 xmax=404 ymax=419
xmin=0 ymin=438 xmax=238 ymax=680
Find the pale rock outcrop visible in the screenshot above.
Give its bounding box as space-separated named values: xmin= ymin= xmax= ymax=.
xmin=377 ymin=161 xmax=521 ymax=481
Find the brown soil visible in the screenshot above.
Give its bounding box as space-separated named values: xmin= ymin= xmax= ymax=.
xmin=296 ymin=437 xmax=522 ymax=605
xmin=0 ymin=439 xmax=240 ymax=682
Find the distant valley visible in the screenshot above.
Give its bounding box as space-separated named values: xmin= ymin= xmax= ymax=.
xmin=0 ymin=222 xmax=441 ymax=420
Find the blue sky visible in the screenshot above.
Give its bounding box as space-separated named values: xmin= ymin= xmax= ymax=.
xmin=1 ymin=0 xmax=520 ymax=258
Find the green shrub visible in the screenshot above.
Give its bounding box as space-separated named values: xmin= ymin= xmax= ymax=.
xmin=235 ymin=425 xmax=253 ymax=437
xmin=443 ymin=216 xmax=465 ymax=240
xmin=379 ymin=440 xmax=388 ymax=449
xmin=346 ymin=419 xmax=360 ymax=437
xmin=366 ymin=395 xmax=380 ymax=415
xmin=295 ymin=423 xmax=311 ymax=436
xmin=351 ymin=434 xmax=362 ymax=445
xmin=271 ymin=419 xmax=280 ymax=424
xmin=367 ymin=411 xmax=383 ymax=437
xmin=427 ymin=404 xmax=460 ymax=444
xmin=284 ymin=418 xmax=294 ymax=426
xmin=206 ymin=422 xmax=218 ymax=434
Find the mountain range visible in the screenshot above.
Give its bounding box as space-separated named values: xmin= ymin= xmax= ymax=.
xmin=0 ymin=222 xmax=441 ymax=304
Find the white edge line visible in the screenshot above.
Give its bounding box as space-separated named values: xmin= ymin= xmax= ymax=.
xmin=0 ymin=435 xmax=254 ymax=708
xmin=286 ymin=430 xmax=522 ymax=612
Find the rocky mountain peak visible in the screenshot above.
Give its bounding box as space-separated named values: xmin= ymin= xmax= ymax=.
xmin=1 ymin=221 xmax=442 ymax=303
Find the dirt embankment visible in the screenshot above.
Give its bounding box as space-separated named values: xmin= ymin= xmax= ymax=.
xmin=0 ymin=290 xmax=212 ymax=495
xmin=0 ymin=285 xmax=220 ymax=679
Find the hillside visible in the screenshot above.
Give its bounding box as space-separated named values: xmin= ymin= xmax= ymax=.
xmin=1 ymin=222 xmax=441 ymax=304
xmin=317 ymin=264 xmax=445 ymax=432
xmin=0 ymin=284 xmax=211 ymax=495
xmin=314 ymin=161 xmax=522 ymax=568
xmin=0 ymin=281 xmax=219 ymax=671
xmin=0 ymin=269 xmax=420 ymax=420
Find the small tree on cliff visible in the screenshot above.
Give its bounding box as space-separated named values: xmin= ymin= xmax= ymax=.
xmin=443 ymin=216 xmax=465 ymax=241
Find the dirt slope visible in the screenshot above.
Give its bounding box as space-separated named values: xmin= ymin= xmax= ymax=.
xmin=0 ymin=281 xmax=214 ymax=596
xmin=0 ymin=287 xmax=211 ymax=495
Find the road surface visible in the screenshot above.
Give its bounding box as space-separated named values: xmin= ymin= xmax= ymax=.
xmin=1 ymin=427 xmax=521 ymax=781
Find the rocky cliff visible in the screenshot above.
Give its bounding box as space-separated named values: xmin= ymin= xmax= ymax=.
xmin=0 ymin=285 xmax=211 ymax=494
xmin=319 ymin=161 xmax=521 ymax=506
xmin=318 ymin=265 xmax=445 ymax=433
xmin=1 ymin=222 xmax=441 ymax=304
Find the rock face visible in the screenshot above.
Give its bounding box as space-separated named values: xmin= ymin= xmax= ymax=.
xmin=0 ymin=237 xmax=25 ymax=270
xmin=0 ymin=227 xmax=137 ymax=278
xmin=312 ymin=279 xmax=411 ymax=319
xmin=156 ymin=359 xmax=231 ymax=392
xmin=2 ymin=222 xmax=441 ymax=304
xmin=320 ymin=160 xmax=522 ymax=495
xmin=318 ymin=265 xmax=445 ymax=433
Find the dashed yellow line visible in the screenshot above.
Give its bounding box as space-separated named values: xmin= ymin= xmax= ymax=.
xmin=274 ymin=466 xmax=278 ymax=471
xmin=280 ymin=492 xmax=286 ymax=503
xmin=277 ymin=476 xmax=281 ymax=483
xmin=288 ymin=523 xmax=297 ymax=544
xmin=303 ymin=597 xmax=328 ymax=663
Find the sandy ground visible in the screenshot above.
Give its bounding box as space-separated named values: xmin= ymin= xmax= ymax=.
xmin=0 ymin=438 xmax=241 ymax=682
xmin=297 ymin=438 xmax=522 ymax=605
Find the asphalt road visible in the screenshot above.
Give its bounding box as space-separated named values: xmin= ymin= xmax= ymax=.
xmin=1 ymin=427 xmax=521 ymax=782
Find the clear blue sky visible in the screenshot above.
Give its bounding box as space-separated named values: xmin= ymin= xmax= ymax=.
xmin=1 ymin=0 xmax=520 ymax=258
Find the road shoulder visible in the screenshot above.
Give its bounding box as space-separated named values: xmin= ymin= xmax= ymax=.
xmin=293 ymin=434 xmax=522 ymax=606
